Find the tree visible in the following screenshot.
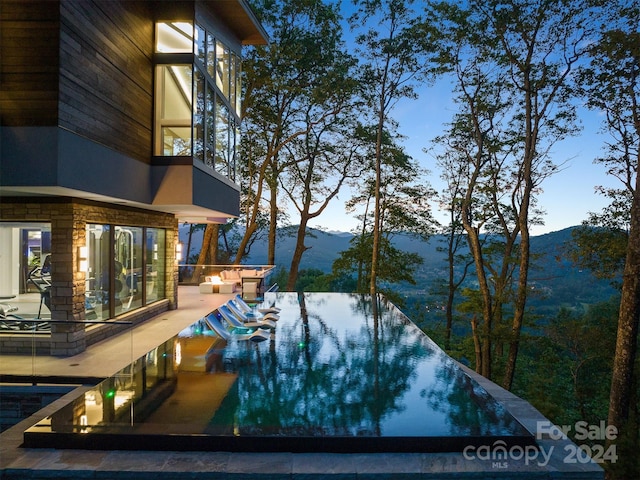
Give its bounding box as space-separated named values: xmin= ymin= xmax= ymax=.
xmin=195 ymin=224 xmax=219 ymax=267
xmin=280 ymin=123 xmax=363 ymax=290
xmin=434 ymin=148 xmax=475 ymax=351
xmin=569 ymin=197 xmax=630 ymax=285
xmin=349 ymin=0 xmax=434 ymax=296
xmin=578 ymin=6 xmax=640 ymax=477
xmin=429 ymin=0 xmax=595 ymax=386
xmin=334 ymin=129 xmax=435 ymax=300
xmin=239 ymin=0 xmax=350 ymax=266
xmin=272 ymin=6 xmax=362 ymax=291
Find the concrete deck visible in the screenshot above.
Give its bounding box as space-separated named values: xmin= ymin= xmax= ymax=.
xmin=0 ymin=287 xmax=604 ymax=479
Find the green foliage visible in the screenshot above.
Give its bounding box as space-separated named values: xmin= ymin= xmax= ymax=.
xmin=568 ymin=225 xmax=628 ymax=283
xmin=270 ymin=267 xmax=289 ymax=291
xmin=331 ymin=233 xmax=423 ymax=293
xmin=293 ymin=269 xmax=332 ymax=292
xmin=272 ymin=267 xmax=354 ymax=293
xmin=512 ymin=298 xmax=620 ymax=435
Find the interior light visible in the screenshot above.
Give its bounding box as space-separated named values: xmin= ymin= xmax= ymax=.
xmin=175 ymin=341 xmax=182 ymax=366
xmin=78 ymin=245 xmax=88 ymax=272
xmin=176 ymin=242 xmax=183 ymax=262
xmin=156 ymin=22 xmax=193 ymax=53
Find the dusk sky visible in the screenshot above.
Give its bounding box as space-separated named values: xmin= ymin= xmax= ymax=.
xmin=311 ymin=2 xmax=621 ymax=236
xmin=317 ymin=94 xmax=617 ymax=236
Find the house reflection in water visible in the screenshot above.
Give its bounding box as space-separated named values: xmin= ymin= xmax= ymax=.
xmin=25 ymin=293 xmax=534 ymax=452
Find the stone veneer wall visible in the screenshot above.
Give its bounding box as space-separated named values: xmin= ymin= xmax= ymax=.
xmin=0 ymin=198 xmax=178 ymax=356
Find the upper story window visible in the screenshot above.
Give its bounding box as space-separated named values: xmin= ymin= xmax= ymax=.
xmin=156 ymin=22 xmax=194 ymax=53
xmin=154 ymin=21 xmax=241 ymax=182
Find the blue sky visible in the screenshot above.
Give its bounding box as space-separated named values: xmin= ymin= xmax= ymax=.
xmin=315 ymin=74 xmax=618 ymax=236
xmin=311 ymin=2 xmax=620 ymax=236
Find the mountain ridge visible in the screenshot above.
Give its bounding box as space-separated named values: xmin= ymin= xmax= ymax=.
xmin=179 ymin=225 xmax=617 ymax=309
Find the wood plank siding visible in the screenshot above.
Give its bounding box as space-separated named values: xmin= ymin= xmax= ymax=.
xmin=1 ymin=0 xmax=155 ymax=163
xmin=0 ymin=1 xmax=60 ymax=126
xmin=59 ymin=0 xmax=154 ymax=163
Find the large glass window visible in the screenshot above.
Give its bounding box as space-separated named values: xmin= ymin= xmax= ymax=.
xmin=145 ymin=228 xmax=166 ymax=304
xmin=85 ymin=224 xmax=111 ymax=321
xmin=231 ymin=53 xmax=241 ymax=114
xmin=85 ymin=225 xmax=165 ymax=320
xmin=206 ymin=85 xmax=216 ymax=167
xmin=193 ymin=69 xmax=205 ymax=163
xmin=156 ymin=22 xmax=193 ymax=53
xmin=114 ymin=227 xmax=143 ymax=315
xmin=195 ymin=24 xmax=206 ymax=64
xmin=215 ymin=96 xmax=230 ymax=178
xmin=206 ymin=31 xmax=216 ymax=79
xmin=154 ymin=20 xmax=241 ymax=183
xmin=157 ymin=65 xmax=193 ymax=156
xmin=0 ymin=222 xmax=51 ymax=323
xmin=216 ymin=40 xmax=230 ymax=98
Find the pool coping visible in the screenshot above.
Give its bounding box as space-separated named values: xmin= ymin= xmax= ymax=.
xmin=0 ymin=366 xmax=605 ymax=479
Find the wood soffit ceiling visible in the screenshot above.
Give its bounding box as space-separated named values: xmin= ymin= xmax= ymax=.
xmin=204 ymin=0 xmax=269 ymax=45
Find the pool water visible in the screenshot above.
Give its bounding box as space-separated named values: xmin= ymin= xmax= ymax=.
xmin=23 ymin=292 xmax=534 ymax=452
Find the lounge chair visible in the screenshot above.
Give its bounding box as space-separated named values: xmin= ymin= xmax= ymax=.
xmin=227 ymin=299 xmax=279 ymax=323
xmin=204 ymin=312 xmax=271 ymax=343
xmin=233 ymin=294 xmax=281 ymax=316
xmin=219 ymin=304 xmax=276 ymax=330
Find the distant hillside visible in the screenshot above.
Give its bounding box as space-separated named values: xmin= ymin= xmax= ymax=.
xmin=180 ymin=225 xmax=618 ymax=310
xmin=245 ymin=228 xmax=354 ymax=271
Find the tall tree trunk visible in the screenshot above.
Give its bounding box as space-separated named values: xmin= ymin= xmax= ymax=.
xmin=463 ymin=226 xmax=494 ymax=379
xmin=268 ymin=184 xmax=278 ymax=266
xmin=234 ymin=150 xmax=272 ymax=265
xmin=286 ymin=217 xmax=310 ymax=291
xmin=370 ymin=106 xmax=384 ymax=296
xmin=445 ymin=266 xmax=455 ymax=351
xmin=185 ymin=224 xmax=195 ymax=265
xmin=357 ymin=199 xmax=370 ymax=293
xmin=504 ymin=222 xmax=530 ymax=390
xmin=470 ymin=315 xmax=482 ymax=374
xmin=503 ymin=79 xmax=535 ymax=389
xmin=210 ymin=224 xmax=219 ymax=266
xmin=606 ymin=174 xmax=640 ymax=480
xmin=195 ymin=224 xmax=218 ymax=282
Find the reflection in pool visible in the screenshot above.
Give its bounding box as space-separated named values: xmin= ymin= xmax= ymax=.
xmin=24 ymin=293 xmax=534 ymax=452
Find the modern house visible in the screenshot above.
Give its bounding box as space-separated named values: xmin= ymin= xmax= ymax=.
xmin=0 ymin=3 xmax=608 ymax=479
xmin=0 ymin=0 xmax=268 ymax=356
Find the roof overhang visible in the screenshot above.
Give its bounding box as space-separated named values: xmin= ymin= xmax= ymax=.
xmin=0 ymin=186 xmax=236 ymax=225
xmin=204 ymin=0 xmax=269 ymax=45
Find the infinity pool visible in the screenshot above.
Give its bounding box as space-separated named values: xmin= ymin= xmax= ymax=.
xmin=24 ymin=292 xmax=534 ymax=452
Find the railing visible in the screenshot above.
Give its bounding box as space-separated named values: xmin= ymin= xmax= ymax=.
xmin=0 ymin=319 xmax=133 ymax=385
